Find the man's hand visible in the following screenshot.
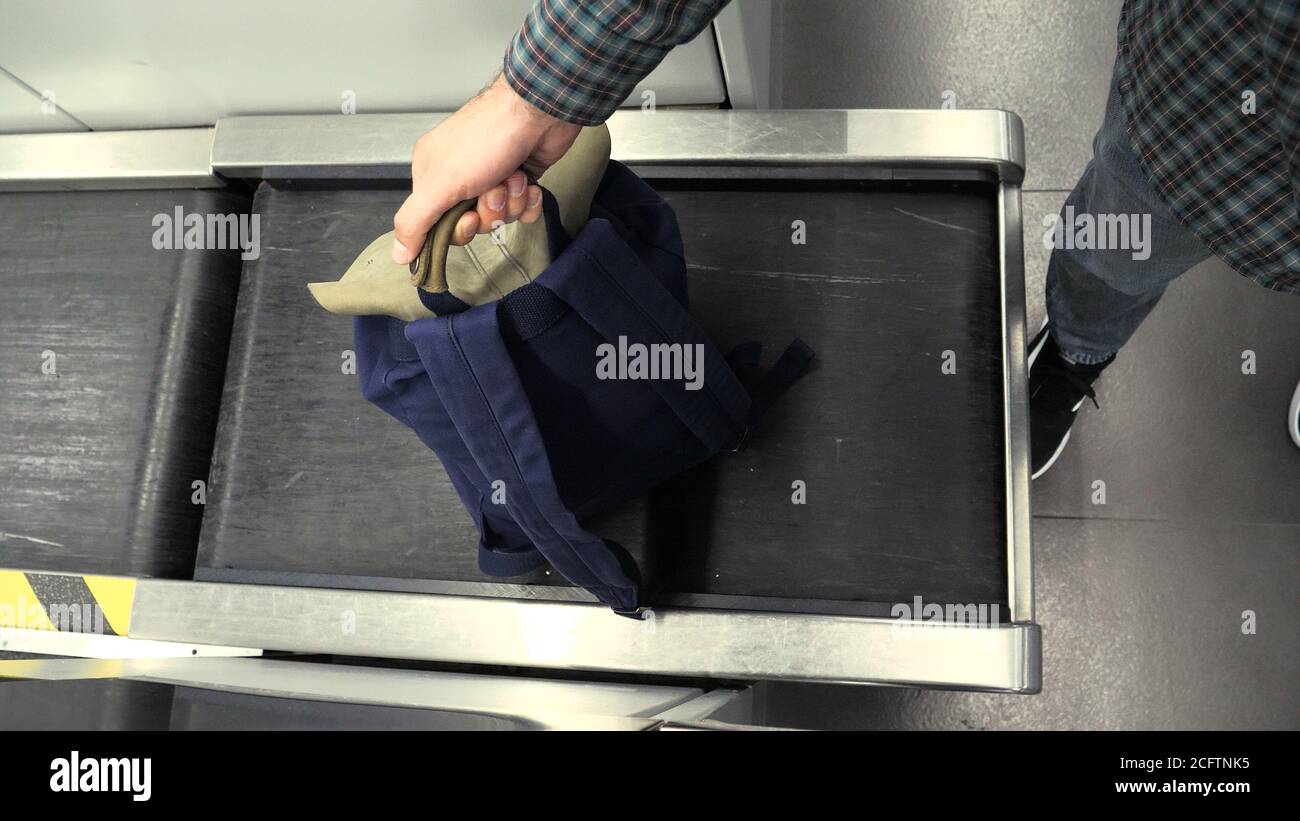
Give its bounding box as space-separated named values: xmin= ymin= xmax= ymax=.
xmin=391 ymin=74 xmax=582 ymax=263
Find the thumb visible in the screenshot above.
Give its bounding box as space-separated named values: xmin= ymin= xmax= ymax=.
xmin=391 ymin=188 xmax=457 ymax=264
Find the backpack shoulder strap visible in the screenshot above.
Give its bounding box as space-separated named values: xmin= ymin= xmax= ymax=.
xmin=743 ymin=338 xmax=816 ymax=426
xmin=407 ymin=305 xmax=642 ymax=616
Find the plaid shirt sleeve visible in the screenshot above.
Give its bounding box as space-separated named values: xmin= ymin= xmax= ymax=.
xmin=1117 ymin=0 xmax=1299 ymax=292
xmin=504 ymin=0 xmax=732 ymax=126
xmin=1259 ymin=0 xmax=1300 ymax=225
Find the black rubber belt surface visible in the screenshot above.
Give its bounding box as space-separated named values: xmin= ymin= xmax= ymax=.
xmin=198 ymin=180 xmax=1007 ymax=609
xmin=0 ymin=188 xmax=250 ymax=578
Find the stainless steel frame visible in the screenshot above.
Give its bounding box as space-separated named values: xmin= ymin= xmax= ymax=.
xmin=0 ymin=626 xmax=259 ymax=659
xmin=0 ymin=655 xmax=702 ymax=730
xmin=0 ymin=128 xmax=220 ymax=190
xmin=998 ymin=182 xmax=1035 ymax=623
xmin=207 ymin=109 xmax=1024 ymax=182
xmin=126 ymin=579 xmax=1038 ymax=691
xmin=0 ymin=109 xmax=1037 ymax=692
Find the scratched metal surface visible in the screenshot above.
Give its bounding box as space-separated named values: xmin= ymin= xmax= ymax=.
xmin=0 ymin=189 xmax=249 ymax=577
xmin=0 ymin=680 xmax=173 ymax=730
xmin=198 ymin=179 xmax=1007 ymax=609
xmin=169 ymin=687 xmax=536 ymax=731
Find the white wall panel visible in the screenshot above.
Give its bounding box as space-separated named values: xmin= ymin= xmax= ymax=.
xmin=0 ymin=0 xmax=725 ymax=131
xmin=0 ymin=69 xmax=85 ymax=133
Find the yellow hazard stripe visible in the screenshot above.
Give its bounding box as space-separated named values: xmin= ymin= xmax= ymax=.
xmin=0 ymin=569 xmax=136 ymax=635
xmin=83 ymin=574 xmax=136 ymax=636
xmin=0 ymin=570 xmax=54 ymax=631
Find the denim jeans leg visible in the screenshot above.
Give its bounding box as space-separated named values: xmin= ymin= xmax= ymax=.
xmin=1045 ymin=63 xmax=1214 ymax=365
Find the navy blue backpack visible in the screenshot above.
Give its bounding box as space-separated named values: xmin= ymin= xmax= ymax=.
xmin=355 ymin=160 xmax=813 ymax=616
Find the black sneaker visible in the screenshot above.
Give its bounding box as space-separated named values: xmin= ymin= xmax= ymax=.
xmin=1028 ymin=323 xmax=1112 ymax=479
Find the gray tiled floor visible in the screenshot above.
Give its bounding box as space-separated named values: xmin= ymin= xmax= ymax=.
xmin=767 ymin=0 xmax=1299 ymax=729
xmin=1033 ymin=257 xmax=1300 ymax=525
xmin=776 ymin=0 xmax=1123 ymax=191
xmin=761 ymin=517 xmax=1299 ymax=730
xmin=1022 ymin=190 xmax=1069 ymax=332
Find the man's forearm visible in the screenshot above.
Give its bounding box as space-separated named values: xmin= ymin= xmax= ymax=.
xmin=503 ymin=0 xmax=733 ymax=126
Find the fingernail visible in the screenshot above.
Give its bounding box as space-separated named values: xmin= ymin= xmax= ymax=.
xmin=391 ymin=238 xmax=408 ymax=263
xmin=508 ymin=176 xmax=526 ymax=197
xmin=527 ymin=187 xmax=541 ymax=208
xmin=487 ymin=192 xmax=506 ymax=211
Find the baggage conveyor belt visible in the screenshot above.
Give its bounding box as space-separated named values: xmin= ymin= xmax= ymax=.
xmin=199 ymin=177 xmax=1008 ymax=618
xmin=0 ymin=111 xmax=1038 ymax=690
